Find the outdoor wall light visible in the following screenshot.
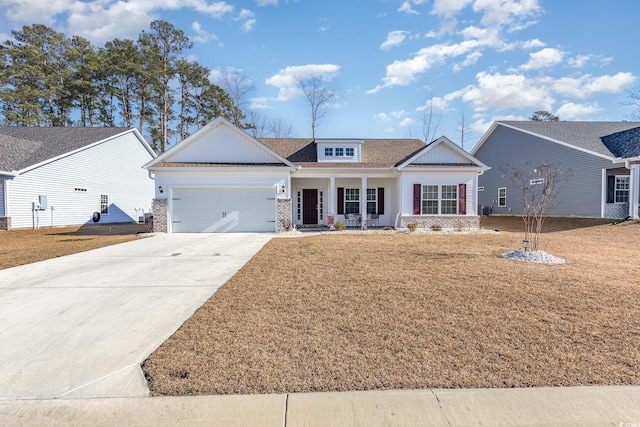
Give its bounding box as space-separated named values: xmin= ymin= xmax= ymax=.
xmin=158 ymin=185 xmax=163 ymax=194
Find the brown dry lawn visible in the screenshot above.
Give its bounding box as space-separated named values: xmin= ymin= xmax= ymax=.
xmin=0 ymin=223 xmax=147 ymax=270
xmin=142 ymin=217 xmax=640 ymax=396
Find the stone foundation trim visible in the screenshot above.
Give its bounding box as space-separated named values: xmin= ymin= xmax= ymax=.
xmin=152 ymin=198 xmax=168 ymax=233
xmin=0 ymin=216 xmax=10 ymax=230
xmin=400 ymin=215 xmax=480 ymax=230
xmin=277 ymin=198 xmax=293 ymax=232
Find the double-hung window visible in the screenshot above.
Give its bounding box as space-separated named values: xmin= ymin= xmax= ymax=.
xmin=440 ymin=185 xmax=458 ymax=214
xmin=324 ymin=147 xmax=333 ymax=156
xmin=615 ymin=176 xmax=630 ymax=203
xmin=345 ymin=147 xmax=354 ymax=157
xmin=100 ymin=195 xmax=109 ymax=214
xmin=498 ymin=187 xmax=506 ymax=207
xmin=345 ymin=188 xmax=359 ymax=214
xmin=422 ymin=185 xmax=439 ymax=215
xmin=366 ymin=188 xmax=377 ymax=214
xmin=335 ymin=147 xmax=344 ymax=156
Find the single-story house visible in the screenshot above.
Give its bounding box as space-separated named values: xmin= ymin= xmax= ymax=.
xmin=144 ymin=117 xmax=489 ymax=233
xmin=0 ymin=127 xmax=156 ymax=230
xmin=471 ymin=121 xmax=640 ymax=219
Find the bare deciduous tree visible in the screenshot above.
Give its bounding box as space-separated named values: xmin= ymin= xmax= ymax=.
xmin=297 ymin=75 xmax=335 ymax=139
xmin=421 ymin=94 xmax=441 ymax=143
xmin=624 ymin=85 xmax=640 ymax=120
xmin=501 ymin=162 xmax=572 ymax=251
xmin=220 ymin=71 xmax=254 ymax=127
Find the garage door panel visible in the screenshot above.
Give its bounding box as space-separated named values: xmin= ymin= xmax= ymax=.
xmin=171 ymin=188 xmax=275 ymax=233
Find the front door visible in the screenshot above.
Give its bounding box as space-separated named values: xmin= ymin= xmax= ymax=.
xmin=303 ymin=189 xmax=318 ymax=225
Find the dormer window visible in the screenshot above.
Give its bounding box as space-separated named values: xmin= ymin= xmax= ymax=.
xmin=335 ymin=148 xmax=344 ymax=156
xmin=345 ymin=148 xmax=354 ymax=157
xmin=325 ymin=147 xmax=333 ymax=156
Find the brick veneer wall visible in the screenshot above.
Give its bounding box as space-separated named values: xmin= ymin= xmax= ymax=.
xmin=152 ymin=198 xmax=168 ymax=233
xmin=0 ymin=217 xmax=10 ymax=230
xmin=277 ymin=198 xmax=292 ymax=232
xmin=400 ymin=215 xmax=480 ymax=230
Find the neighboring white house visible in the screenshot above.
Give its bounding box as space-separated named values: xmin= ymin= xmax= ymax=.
xmin=0 ymin=127 xmax=156 ymax=230
xmin=144 ymin=117 xmax=489 ymax=233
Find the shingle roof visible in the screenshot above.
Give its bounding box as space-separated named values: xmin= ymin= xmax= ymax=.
xmin=498 ymin=121 xmax=640 ymax=157
xmin=0 ymin=127 xmax=132 ymax=172
xmin=258 ymin=138 xmax=426 ymax=168
xmin=600 ymin=127 xmax=640 ymax=158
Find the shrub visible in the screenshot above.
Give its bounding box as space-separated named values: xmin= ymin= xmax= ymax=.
xmin=407 ymin=222 xmax=418 ymax=232
xmin=334 ymin=221 xmax=346 ymax=231
xmin=430 ymin=224 xmax=442 ymax=232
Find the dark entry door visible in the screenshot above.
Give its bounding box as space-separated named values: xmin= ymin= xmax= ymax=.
xmin=303 ymin=189 xmax=318 ymax=224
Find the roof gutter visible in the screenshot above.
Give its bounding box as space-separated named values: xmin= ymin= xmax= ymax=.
xmin=0 ymin=170 xmax=18 ymax=177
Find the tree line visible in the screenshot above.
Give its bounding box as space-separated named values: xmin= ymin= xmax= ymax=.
xmin=0 ymin=21 xmax=247 ymax=153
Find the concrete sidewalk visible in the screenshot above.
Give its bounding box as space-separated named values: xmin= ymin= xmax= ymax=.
xmin=1 ymin=386 xmax=639 ymax=426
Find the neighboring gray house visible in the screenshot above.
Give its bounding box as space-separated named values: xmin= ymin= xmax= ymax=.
xmin=471 ymin=121 xmax=640 ymax=219
xmin=0 ymin=127 xmax=156 ymax=230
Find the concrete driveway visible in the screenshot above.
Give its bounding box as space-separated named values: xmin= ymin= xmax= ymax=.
xmin=0 ymin=233 xmax=272 ymax=400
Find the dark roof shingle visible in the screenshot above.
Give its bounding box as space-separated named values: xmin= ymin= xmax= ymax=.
xmin=498 ymin=121 xmax=640 ymax=157
xmin=0 ymin=127 xmax=132 ymax=172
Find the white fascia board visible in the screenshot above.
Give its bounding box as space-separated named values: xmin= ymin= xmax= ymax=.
xmin=398 ymin=166 xmax=486 ymax=173
xmin=17 ymin=128 xmax=144 ymax=174
xmin=0 ymin=170 xmax=18 ymax=177
xmin=398 ymin=136 xmax=489 ymax=170
xmin=613 ymin=156 xmax=640 ymax=164
xmin=292 ymin=167 xmax=395 ymax=179
xmin=144 ymin=117 xmax=295 ymax=169
xmin=151 ymin=165 xmax=295 ymax=172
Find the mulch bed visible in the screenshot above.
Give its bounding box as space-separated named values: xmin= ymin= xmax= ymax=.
xmin=142 ymin=217 xmax=640 ymax=395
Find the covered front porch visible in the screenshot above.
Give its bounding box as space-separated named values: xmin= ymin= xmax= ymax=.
xmin=291 ymin=174 xmax=398 ymax=229
xmin=602 ymin=162 xmax=640 ymax=219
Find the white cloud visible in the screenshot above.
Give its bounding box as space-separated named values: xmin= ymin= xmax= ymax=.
xmin=376 ymin=113 xmax=391 ymax=122
xmin=369 ymin=37 xmax=495 ymax=92
xmin=567 ymin=55 xmax=591 ymax=68
xmin=236 ymin=9 xmax=256 ymax=32
xmin=191 ymin=21 xmax=218 ymax=43
xmin=380 ymin=30 xmax=409 ymax=50
xmin=453 ymin=51 xmax=482 ymax=72
xmin=473 ymin=0 xmax=542 ymax=29
xmin=249 ymin=97 xmax=271 ymax=109
xmin=256 ymin=0 xmax=277 ymax=5
xmin=552 ymin=72 xmax=636 ymax=98
xmin=399 ymin=117 xmax=415 ymax=127
xmin=461 ymin=71 xmax=554 ymax=111
xmin=265 ymin=64 xmax=341 ymax=101
xmin=521 ymin=38 xmax=545 ymax=49
xmin=555 ymin=102 xmax=602 ymax=120
xmin=2 ymin=0 xmax=235 ymax=44
xmin=431 ymin=0 xmax=473 ymax=18
xmin=391 ymin=110 xmax=409 ymax=118
xmin=416 ymin=96 xmax=450 ymax=112
xmin=398 ymin=1 xmax=420 ymax=15
xmin=519 ymin=47 xmax=564 ymax=70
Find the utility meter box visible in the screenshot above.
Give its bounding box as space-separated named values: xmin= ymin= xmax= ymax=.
xmin=38 ymin=195 xmax=47 ymax=210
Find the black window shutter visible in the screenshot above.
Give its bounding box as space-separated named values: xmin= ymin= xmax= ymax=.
xmin=413 ymin=184 xmax=421 ymax=215
xmin=458 ymin=183 xmax=467 ymax=215
xmin=607 ymin=176 xmax=615 ymax=203
xmin=337 ymin=187 xmax=344 ymax=214
xmin=377 ymin=187 xmax=385 ymax=215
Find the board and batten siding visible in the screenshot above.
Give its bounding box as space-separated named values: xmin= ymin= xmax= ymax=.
xmin=7 ymin=131 xmax=155 ymax=229
xmin=400 ymin=171 xmax=478 ymax=216
xmin=168 ymin=124 xmax=277 ymax=164
xmin=474 ymin=125 xmax=613 ymax=217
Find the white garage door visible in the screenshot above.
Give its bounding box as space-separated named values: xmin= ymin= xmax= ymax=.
xmin=171 ymin=187 xmax=276 ymax=233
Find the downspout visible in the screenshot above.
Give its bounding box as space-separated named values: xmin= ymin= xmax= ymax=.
xmin=393 ymin=167 xmax=402 ymax=228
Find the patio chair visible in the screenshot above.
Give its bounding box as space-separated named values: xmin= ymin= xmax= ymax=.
xmin=344 ymin=213 xmax=356 ymax=227
xmin=369 ymin=214 xmax=379 ymax=228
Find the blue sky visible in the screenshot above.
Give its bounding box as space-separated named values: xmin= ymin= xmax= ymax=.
xmin=1 ymin=0 xmax=638 ymax=149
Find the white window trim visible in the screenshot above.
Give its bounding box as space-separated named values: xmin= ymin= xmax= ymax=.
xmin=614 ymin=175 xmax=630 ymax=204
xmin=344 ymin=188 xmax=360 ymax=214
xmin=345 ymin=147 xmax=355 ymax=157
xmin=324 ymin=147 xmax=333 ymax=156
xmin=335 ymin=147 xmax=344 ymax=157
xmin=100 ymin=194 xmax=109 ymax=214
xmin=421 ymin=185 xmax=458 ymax=215
xmin=498 ymin=187 xmax=506 ymax=207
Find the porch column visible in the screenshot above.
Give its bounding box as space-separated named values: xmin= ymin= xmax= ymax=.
xmin=630 ymin=164 xmax=640 ymax=219
xmin=328 ymin=176 xmax=335 ymax=225
xmin=361 ymin=176 xmax=368 ymax=228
